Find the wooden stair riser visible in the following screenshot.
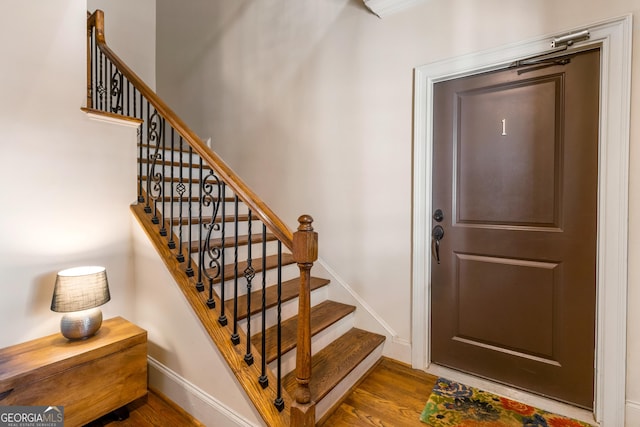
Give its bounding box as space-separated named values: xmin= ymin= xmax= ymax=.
xmin=282 ymin=328 xmax=386 ymax=422
xmin=314 ymin=343 xmax=384 ymax=421
xmin=234 ymin=286 xmax=330 ymax=340
xmin=266 ymin=313 xmax=355 ymax=378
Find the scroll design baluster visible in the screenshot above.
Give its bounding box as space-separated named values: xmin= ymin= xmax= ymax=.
xmin=201 ymin=163 xmax=222 ymax=308
xmin=110 ymin=67 xmax=123 ymax=114
xmin=146 ymin=109 xmax=163 ymax=224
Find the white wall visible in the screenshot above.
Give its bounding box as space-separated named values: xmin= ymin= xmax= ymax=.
xmin=154 ymin=0 xmax=640 ymax=422
xmin=0 ymin=0 xmax=139 ymax=346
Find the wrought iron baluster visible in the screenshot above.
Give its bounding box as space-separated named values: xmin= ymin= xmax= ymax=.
xmin=274 ymin=241 xmax=285 ymax=412
xmin=231 ymin=196 xmax=240 ymax=345
xmin=125 ymin=81 xmax=130 ymax=116
xmin=185 ymin=146 xmax=194 ymax=277
xmin=107 ymin=61 xmax=111 ymax=112
xmin=135 ymin=88 xmax=144 ymax=203
xmin=259 ymin=223 xmax=269 ymax=388
xmin=147 ymin=108 xmax=162 ymax=224
xmin=159 ymin=118 xmax=167 ymax=236
xmin=196 ymin=156 xmax=204 ymax=292
xmin=244 ymin=209 xmax=254 ymax=366
xmin=88 ymin=27 xmax=94 ymax=108
xmin=94 ymin=31 xmax=99 ymax=109
xmin=218 ymin=183 xmax=228 ymax=325
xmin=167 ymin=127 xmax=176 ymax=250
xmin=110 ymin=67 xmax=123 ymax=114
xmin=144 ymin=101 xmax=152 ymax=213
xmin=97 ymin=51 xmax=105 ymax=110
xmin=201 ymin=166 xmax=221 ymax=308
xmin=176 ymin=137 xmax=186 ymax=263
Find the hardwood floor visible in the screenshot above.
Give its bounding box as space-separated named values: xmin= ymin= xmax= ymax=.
xmin=319 ymin=357 xmax=438 ymax=426
xmin=86 ymin=358 xmax=436 ymax=427
xmin=84 ymin=388 xmax=205 ymax=427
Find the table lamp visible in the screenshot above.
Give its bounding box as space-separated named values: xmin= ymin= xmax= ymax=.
xmin=50 ymin=266 xmax=111 ymax=340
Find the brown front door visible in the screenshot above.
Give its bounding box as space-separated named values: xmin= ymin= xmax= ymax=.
xmin=430 ymin=48 xmax=600 ymax=409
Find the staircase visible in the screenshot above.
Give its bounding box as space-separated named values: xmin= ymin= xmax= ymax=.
xmin=86 ymin=10 xmax=385 ymax=427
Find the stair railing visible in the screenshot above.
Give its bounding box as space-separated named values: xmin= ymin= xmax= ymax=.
xmin=87 ymin=10 xmax=316 ymax=426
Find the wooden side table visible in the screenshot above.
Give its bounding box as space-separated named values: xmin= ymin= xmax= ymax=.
xmin=0 ymin=316 xmax=147 ymax=427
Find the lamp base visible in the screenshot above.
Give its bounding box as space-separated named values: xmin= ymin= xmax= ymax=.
xmin=60 ymin=307 xmax=103 ymax=340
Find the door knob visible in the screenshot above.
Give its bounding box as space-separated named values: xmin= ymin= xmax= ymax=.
xmin=432 ymin=225 xmax=445 ymax=264
xmin=433 ymin=209 xmax=444 ymax=222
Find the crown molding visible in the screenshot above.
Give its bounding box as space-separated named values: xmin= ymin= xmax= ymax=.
xmin=363 ymin=0 xmax=428 ymax=18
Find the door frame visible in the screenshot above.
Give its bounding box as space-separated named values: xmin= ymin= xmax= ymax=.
xmin=411 ymin=15 xmax=631 ymax=425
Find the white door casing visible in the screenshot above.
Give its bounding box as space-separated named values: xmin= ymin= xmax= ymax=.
xmin=411 ymin=15 xmax=631 ymax=426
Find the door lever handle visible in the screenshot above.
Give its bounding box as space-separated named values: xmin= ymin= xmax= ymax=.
xmin=432 ymin=225 xmax=445 ymax=264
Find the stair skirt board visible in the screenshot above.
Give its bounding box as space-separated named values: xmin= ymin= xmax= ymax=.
xmin=315 ymin=340 xmax=385 ymax=421
xmin=147 ymin=356 xmax=260 ymax=427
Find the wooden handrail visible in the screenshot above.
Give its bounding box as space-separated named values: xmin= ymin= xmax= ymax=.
xmin=87 ymin=10 xmax=294 ymax=250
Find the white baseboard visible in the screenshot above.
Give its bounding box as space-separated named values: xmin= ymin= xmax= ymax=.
xmin=626 ymin=400 xmax=640 ymax=426
xmin=147 ymin=356 xmax=260 ymax=427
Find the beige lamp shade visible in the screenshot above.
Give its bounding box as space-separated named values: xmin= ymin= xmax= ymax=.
xmin=51 ymin=266 xmax=110 ymax=312
xmin=50 ymin=266 xmax=111 ymax=340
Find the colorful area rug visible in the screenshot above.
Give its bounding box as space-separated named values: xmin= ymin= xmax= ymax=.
xmin=420 ymin=377 xmax=593 ymax=427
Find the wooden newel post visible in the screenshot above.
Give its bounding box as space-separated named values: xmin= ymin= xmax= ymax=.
xmin=290 ymin=214 xmax=317 ymax=426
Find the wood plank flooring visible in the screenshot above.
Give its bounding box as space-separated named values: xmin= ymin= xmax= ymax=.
xmin=84 ymin=389 xmax=204 ymax=427
xmin=319 ymin=357 xmax=438 ymax=426
xmin=86 ymin=357 xmax=437 ymax=427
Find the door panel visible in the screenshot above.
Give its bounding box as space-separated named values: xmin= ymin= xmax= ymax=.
xmin=456 ymin=75 xmax=562 ymax=227
xmin=431 ymin=48 xmax=600 ymax=409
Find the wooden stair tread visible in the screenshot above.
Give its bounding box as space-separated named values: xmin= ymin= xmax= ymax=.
xmin=227 ymin=276 xmax=330 ymax=320
xmin=283 ymin=328 xmax=385 ymax=403
xmin=209 ymin=253 xmax=296 ymax=285
xmin=189 ymin=233 xmax=277 ymax=252
xmin=252 ymin=300 xmax=356 ymax=364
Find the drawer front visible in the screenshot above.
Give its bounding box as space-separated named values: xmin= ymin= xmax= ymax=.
xmin=1 ymin=342 xmax=147 ymax=427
